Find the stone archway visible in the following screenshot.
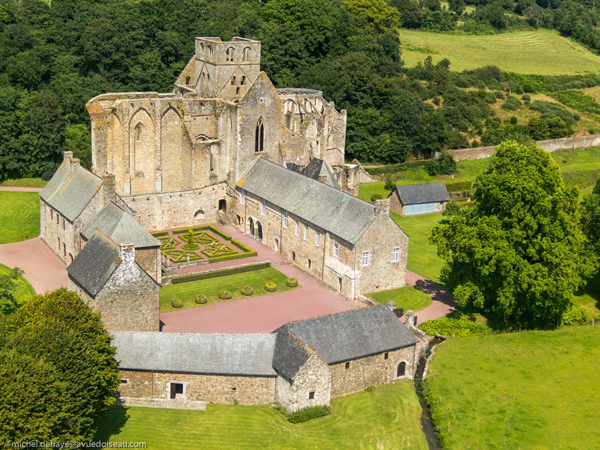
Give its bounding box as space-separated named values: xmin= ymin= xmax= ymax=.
xmin=256 ymin=221 xmax=263 ymax=241
xmin=249 ymin=217 xmax=255 ymax=236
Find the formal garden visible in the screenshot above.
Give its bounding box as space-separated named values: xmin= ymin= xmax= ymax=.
xmin=152 ymin=225 xmax=256 ymax=265
xmin=160 ymin=263 xmax=300 ymax=313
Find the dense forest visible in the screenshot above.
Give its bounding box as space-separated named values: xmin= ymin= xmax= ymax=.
xmin=0 ymin=0 xmax=600 ymax=181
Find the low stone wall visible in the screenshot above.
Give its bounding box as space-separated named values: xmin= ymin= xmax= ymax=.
xmin=446 ymin=134 xmax=600 ymax=161
xmin=116 ymin=397 xmax=207 ymax=410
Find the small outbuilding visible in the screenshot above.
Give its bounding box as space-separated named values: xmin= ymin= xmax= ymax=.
xmin=389 ymin=182 xmax=450 ymax=216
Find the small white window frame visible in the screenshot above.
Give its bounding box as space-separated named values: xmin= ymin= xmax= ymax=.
xmin=283 ymin=210 xmax=288 ymax=228
xmin=261 ymin=198 xmax=266 ymax=215
xmin=334 ymin=242 xmax=339 ymax=258
xmin=392 ymin=247 xmax=400 ymax=262
xmin=361 ymin=251 xmax=371 ymax=267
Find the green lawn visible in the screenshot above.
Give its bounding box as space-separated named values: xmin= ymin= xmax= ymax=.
xmin=424 ymin=325 xmax=600 ymax=449
xmin=573 ymin=273 xmax=600 ymax=320
xmin=95 ymin=382 xmax=428 ymax=450
xmin=160 ymin=267 xmax=298 ymax=312
xmin=400 ymin=29 xmax=600 ymax=75
xmin=0 ymin=191 xmax=40 ymax=244
xmin=0 ymin=263 xmax=36 ymax=305
xmin=391 ymin=212 xmax=445 ymax=284
xmin=366 ymin=286 xmax=432 ymax=312
xmin=0 ymin=177 xmax=47 ymax=188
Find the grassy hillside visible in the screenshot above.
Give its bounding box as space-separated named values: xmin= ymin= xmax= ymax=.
xmin=424 ymin=325 xmax=600 ymax=449
xmin=400 ymin=29 xmax=600 ymax=75
xmin=95 ymin=382 xmax=428 ymax=450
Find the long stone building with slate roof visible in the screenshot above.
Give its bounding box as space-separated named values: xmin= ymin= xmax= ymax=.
xmin=113 ymin=305 xmax=420 ymax=412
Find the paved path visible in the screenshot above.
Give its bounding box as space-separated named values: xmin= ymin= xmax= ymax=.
xmin=406 ymin=270 xmax=455 ymax=323
xmin=160 ymin=264 xmax=362 ymax=334
xmin=0 ymin=186 xmax=43 ymax=192
xmin=0 ymin=238 xmax=68 ymax=294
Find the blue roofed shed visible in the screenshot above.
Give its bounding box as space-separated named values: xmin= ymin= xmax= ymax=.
xmin=388 ymin=182 xmax=450 ymax=216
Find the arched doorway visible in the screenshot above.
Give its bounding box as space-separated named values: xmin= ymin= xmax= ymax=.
xmin=194 ymin=210 xmax=205 ymax=222
xmin=397 ymin=362 xmax=406 ymax=377
xmin=218 ymin=199 xmax=226 ymax=212
xmin=249 ymin=217 xmax=255 ymax=236
xmin=256 ymin=221 xmax=263 ymax=241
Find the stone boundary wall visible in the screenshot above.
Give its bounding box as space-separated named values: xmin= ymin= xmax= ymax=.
xmin=446 ymin=134 xmax=600 ymax=161
xmin=116 ymin=397 xmax=207 ymax=410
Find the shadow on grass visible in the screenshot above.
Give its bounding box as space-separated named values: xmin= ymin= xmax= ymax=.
xmin=93 ymin=405 xmax=130 ymax=442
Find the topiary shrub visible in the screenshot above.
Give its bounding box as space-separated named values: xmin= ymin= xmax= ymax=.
xmin=241 ymin=286 xmax=254 ymax=296
xmin=219 ymin=290 xmax=232 ymax=300
xmin=195 ymin=294 xmax=208 ymax=304
xmin=265 ymin=282 xmax=277 ymax=292
xmin=171 ymin=298 xmax=183 ymax=308
xmin=286 ymin=278 xmax=298 ymax=288
xmin=370 ymin=193 xmax=383 ymax=202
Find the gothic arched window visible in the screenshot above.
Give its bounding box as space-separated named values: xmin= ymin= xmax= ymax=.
xmin=255 ymin=118 xmax=264 ymax=153
xmin=243 ymin=47 xmax=251 ymax=61
xmin=226 ymin=47 xmax=235 ymax=62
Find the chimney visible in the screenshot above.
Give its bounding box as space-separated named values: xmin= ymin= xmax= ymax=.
xmin=103 ymin=173 xmax=116 ymax=204
xmin=69 ymin=158 xmax=80 ymax=173
xmin=387 ymin=300 xmax=396 ymax=311
xmin=317 ymin=174 xmax=327 ymax=184
xmin=405 ymin=310 xmax=415 ymax=328
xmin=119 ymin=243 xmax=135 ymax=265
xmin=375 ymin=199 xmax=390 ymax=216
xmin=63 ymin=151 xmax=73 ymax=162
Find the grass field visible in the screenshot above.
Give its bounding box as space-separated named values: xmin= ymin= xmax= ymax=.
xmin=400 ymin=29 xmax=600 ymax=75
xmin=391 ymin=212 xmax=445 ymax=284
xmin=366 ymin=285 xmax=432 ymax=311
xmin=0 ymin=191 xmax=40 ymax=244
xmin=0 ymin=263 xmax=36 ymax=306
xmin=0 ymin=178 xmax=47 ymax=188
xmin=95 ymin=382 xmax=428 ymax=450
xmin=424 ymin=325 xmax=600 ymax=449
xmin=160 ymin=267 xmax=298 ymax=312
xmin=573 ymin=274 xmax=600 ymax=320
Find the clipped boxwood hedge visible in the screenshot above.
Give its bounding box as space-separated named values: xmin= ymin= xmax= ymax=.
xmin=172 ymin=262 xmax=271 ymax=284
xmin=278 ymin=405 xmax=331 ymax=424
xmin=151 ymin=231 xmax=169 ymax=237
xmin=172 ymin=225 xmax=232 ymax=240
xmin=219 ymin=290 xmax=232 ymax=300
xmin=265 ymin=282 xmax=277 ymax=292
xmin=241 ymin=286 xmax=254 ymax=296
xmin=195 ymin=294 xmax=208 ymax=304
xmin=171 ymin=298 xmax=183 ymax=308
xmin=286 ymin=278 xmax=298 ymax=288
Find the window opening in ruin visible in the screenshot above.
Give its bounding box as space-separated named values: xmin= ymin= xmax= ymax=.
xmin=210 ymin=152 xmax=215 ymax=172
xmin=338 ymin=277 xmax=342 ymax=292
xmin=241 ymin=76 xmax=246 ymax=85
xmin=292 ymin=251 xmax=296 ymax=261
xmin=249 ymin=217 xmax=255 ymax=236
xmin=51 ymin=210 xmax=53 ymax=220
xmin=256 ymin=221 xmax=263 ymax=241
xmin=345 ymin=362 xmax=350 ymax=370
xmin=57 ymin=237 xmax=60 ymax=249
xmin=208 ymin=45 xmax=213 ymax=58
xmin=134 ymin=123 xmax=143 ymax=142
xmin=384 ymin=352 xmax=389 ymax=360
xmin=255 ymin=118 xmax=264 ymax=152
xmin=236 ymin=87 xmax=240 ymax=96
xmin=308 ymin=391 xmax=315 ymax=400
xmin=218 ymin=199 xmax=226 ymax=212
xmin=62 ymin=219 xmax=65 ymax=230
xmin=185 ymin=76 xmax=191 ymax=85
xmin=243 ymin=47 xmax=251 ymax=61
xmin=397 ymin=362 xmax=406 ymax=377
xmin=308 ymin=258 xmax=312 ymax=269
xmin=170 ymin=382 xmax=184 ymax=399
xmin=226 ymin=47 xmax=235 ymax=62
xmin=231 ymin=76 xmax=236 ymax=85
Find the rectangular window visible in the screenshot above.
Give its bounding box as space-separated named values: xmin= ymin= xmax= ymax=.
xmin=384 ymin=352 xmax=389 ymax=360
xmin=121 ymin=379 xmax=129 ymax=384
xmin=308 ymin=391 xmax=315 ymax=400
xmin=240 ymin=189 xmax=245 ymax=205
xmin=308 ymin=258 xmax=312 ymax=269
xmin=316 ymin=231 xmax=320 ymax=247
xmin=170 ymin=382 xmax=184 ymax=399
xmin=304 ymin=226 xmax=309 ymax=241
xmin=283 ymin=210 xmax=288 ymax=228
xmin=392 ymin=247 xmax=400 ymax=262
xmin=345 ymin=362 xmax=350 ymax=370
xmin=50 ymin=210 xmax=53 ymax=220
xmin=361 ymin=251 xmax=370 ymax=267
xmin=261 ymin=198 xmax=266 ymax=215
xmin=275 ymin=238 xmax=279 ymax=251
xmin=63 ymin=243 xmax=66 ymax=257
xmin=333 ymin=242 xmax=339 ymax=258
xmin=295 ymin=220 xmax=299 ymax=236
xmin=62 ymin=219 xmax=65 ymax=230
xmin=56 ymin=214 xmax=60 ymax=225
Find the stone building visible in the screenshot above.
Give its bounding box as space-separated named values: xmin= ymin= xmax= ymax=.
xmin=86 ymin=36 xmax=356 ymax=231
xmin=111 ymin=305 xmax=419 ymax=412
xmin=388 ymin=182 xmax=450 ymax=216
xmin=229 ymin=157 xmax=409 ymax=297
xmin=67 ymin=231 xmax=160 ymax=332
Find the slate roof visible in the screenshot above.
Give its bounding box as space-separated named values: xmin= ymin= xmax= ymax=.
xmin=40 ymin=161 xmax=102 ymax=222
xmin=113 ymin=332 xmax=278 ymax=377
xmin=271 ymin=328 xmax=314 ymax=383
xmin=67 ymin=232 xmax=121 ymax=297
xmin=300 ymin=159 xmax=341 ymax=189
xmin=238 ymin=158 xmax=375 ymax=244
xmin=82 ymin=203 xmax=159 ymax=249
xmin=282 ymin=305 xmax=418 ymax=365
xmin=393 ymin=182 xmax=450 ymax=206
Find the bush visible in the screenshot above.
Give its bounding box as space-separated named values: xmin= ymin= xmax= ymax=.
xmin=171 ymin=298 xmax=183 ymax=308
xmin=265 ymin=282 xmax=277 ymax=292
xmin=551 ymin=90 xmax=600 ymax=115
xmin=172 ymin=262 xmax=270 ymax=284
xmin=510 ymin=116 xmax=518 ymax=125
xmin=418 ymin=314 xmax=490 ymax=337
xmin=428 ymin=150 xmax=457 ymax=176
xmin=241 ymin=286 xmax=254 ymax=296
xmin=521 ymin=94 xmax=531 ymax=101
xmin=286 ymin=278 xmax=298 ymax=288
xmin=279 ymin=405 xmax=332 ymax=424
xmin=218 ymin=290 xmax=232 ymax=300
xmin=371 ymin=193 xmax=383 ymax=202
xmin=445 ymin=180 xmax=472 ymax=193
xmin=194 ymin=295 xmax=208 ymax=304
xmin=502 ymin=96 xmax=522 ymax=111
xmin=384 ymin=174 xmax=396 ymax=191
xmin=561 ymin=304 xmax=589 ymax=325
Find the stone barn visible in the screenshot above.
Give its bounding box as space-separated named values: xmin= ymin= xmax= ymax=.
xmin=388 ymin=182 xmax=450 ymax=216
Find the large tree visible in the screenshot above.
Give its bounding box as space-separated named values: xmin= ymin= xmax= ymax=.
xmin=431 ymin=141 xmax=596 ymax=329
xmin=581 ymin=178 xmax=600 ymax=258
xmin=0 ymin=289 xmax=120 ymax=443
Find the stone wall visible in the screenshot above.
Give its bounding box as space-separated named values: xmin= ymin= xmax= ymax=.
xmin=329 ymin=345 xmax=417 ymax=397
xmin=135 ymin=247 xmax=161 ymax=283
xmin=275 ymin=353 xmax=332 ymax=413
xmin=118 ymin=369 xmax=276 ymax=406
xmin=446 ymin=134 xmax=600 ymax=161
